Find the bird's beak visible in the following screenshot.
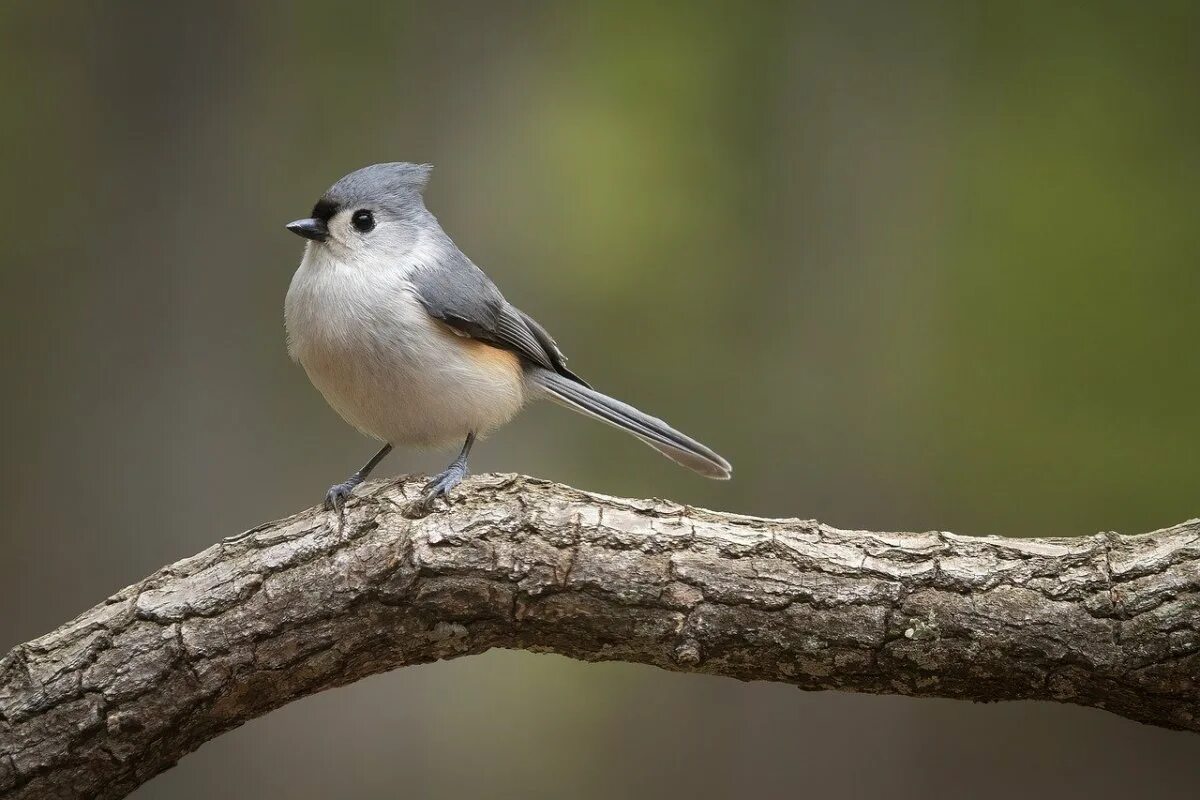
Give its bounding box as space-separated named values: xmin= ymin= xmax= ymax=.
xmin=286 ymin=218 xmax=328 ymax=243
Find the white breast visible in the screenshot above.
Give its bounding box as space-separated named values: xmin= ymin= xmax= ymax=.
xmin=284 ymin=242 xmax=526 ymax=449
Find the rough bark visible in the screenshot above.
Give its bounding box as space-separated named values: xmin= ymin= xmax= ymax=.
xmin=2 ymin=475 xmax=1198 ymax=799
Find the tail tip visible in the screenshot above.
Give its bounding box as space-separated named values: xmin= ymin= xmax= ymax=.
xmin=698 ymin=457 xmax=733 ymax=480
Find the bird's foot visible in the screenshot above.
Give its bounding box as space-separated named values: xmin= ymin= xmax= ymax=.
xmin=420 ymin=463 xmax=467 ymax=508
xmin=323 ymin=478 xmax=362 ymax=512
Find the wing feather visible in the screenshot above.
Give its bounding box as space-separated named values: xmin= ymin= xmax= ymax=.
xmin=411 ymin=252 xmax=587 ymax=386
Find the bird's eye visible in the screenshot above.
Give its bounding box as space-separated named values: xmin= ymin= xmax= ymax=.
xmin=350 ymin=209 xmax=375 ymax=233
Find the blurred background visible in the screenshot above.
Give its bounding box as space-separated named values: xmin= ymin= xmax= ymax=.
xmin=2 ymin=1 xmax=1198 ymax=797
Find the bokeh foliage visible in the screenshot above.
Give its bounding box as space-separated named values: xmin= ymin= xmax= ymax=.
xmin=1 ymin=3 xmax=1197 ymax=798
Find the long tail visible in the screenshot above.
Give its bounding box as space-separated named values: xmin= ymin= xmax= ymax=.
xmin=528 ymin=367 xmax=732 ymax=479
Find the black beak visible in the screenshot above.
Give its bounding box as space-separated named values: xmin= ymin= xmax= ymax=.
xmin=286 ymin=218 xmax=328 ymax=242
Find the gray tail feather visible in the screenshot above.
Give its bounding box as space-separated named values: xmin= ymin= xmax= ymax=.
xmin=529 ymin=368 xmax=732 ymax=480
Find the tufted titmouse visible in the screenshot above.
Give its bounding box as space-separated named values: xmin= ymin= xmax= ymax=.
xmin=284 ymin=162 xmax=731 ymax=511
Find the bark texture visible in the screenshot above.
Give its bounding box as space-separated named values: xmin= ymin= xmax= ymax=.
xmin=2 ymin=475 xmax=1199 ymax=799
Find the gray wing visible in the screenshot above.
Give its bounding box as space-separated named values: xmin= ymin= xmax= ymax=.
xmin=411 ymin=252 xmax=589 ymax=386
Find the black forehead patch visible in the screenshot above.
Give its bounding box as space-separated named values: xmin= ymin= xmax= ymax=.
xmin=311 ymin=197 xmax=339 ymax=222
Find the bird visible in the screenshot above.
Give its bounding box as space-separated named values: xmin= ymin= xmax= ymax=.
xmin=283 ymin=162 xmax=731 ymax=511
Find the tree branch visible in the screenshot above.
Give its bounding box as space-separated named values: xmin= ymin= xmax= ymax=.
xmin=2 ymin=475 xmax=1198 ymax=799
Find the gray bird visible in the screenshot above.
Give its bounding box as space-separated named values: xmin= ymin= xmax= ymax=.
xmin=284 ymin=162 xmax=731 ymax=510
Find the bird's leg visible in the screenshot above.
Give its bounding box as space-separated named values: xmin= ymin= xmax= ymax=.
xmin=421 ymin=432 xmax=476 ymax=506
xmin=324 ymin=443 xmax=393 ymax=511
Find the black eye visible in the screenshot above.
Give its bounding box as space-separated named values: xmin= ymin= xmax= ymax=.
xmin=350 ymin=209 xmax=375 ymax=233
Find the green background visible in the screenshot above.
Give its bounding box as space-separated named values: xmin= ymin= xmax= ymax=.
xmin=1 ymin=2 xmax=1197 ymax=798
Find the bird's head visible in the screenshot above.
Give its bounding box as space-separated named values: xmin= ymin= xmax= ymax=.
xmin=286 ymin=162 xmax=433 ymax=263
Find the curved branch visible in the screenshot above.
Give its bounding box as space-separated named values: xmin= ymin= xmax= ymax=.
xmin=2 ymin=475 xmax=1198 ymax=799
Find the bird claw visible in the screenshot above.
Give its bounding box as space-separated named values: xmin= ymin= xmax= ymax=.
xmin=419 ymin=464 xmax=467 ymax=508
xmin=323 ymin=481 xmax=358 ymax=512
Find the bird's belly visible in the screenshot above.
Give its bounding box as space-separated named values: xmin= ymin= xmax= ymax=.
xmin=292 ymin=294 xmax=525 ymax=449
